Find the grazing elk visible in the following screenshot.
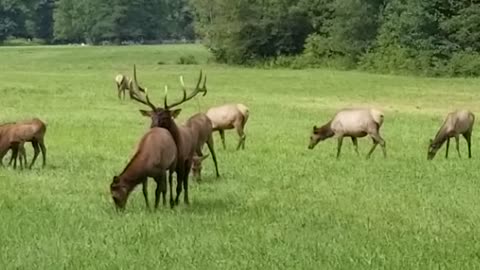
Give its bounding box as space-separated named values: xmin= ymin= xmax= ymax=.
xmin=186 ymin=113 xmax=220 ymax=181
xmin=427 ymin=109 xmax=475 ymax=160
xmin=110 ymin=127 xmax=177 ymax=210
xmin=308 ymin=108 xmax=386 ymax=159
xmin=114 ymin=73 xmax=145 ymax=100
xmin=206 ymin=103 xmax=249 ymax=150
xmin=0 ymin=118 xmax=47 ymax=169
xmin=0 ymin=122 xmax=27 ymax=169
xmin=130 ymin=65 xmax=207 ymax=205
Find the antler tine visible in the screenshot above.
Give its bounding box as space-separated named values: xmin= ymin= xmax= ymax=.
xmin=164 ymin=85 xmax=170 ymax=109
xmin=201 ymin=72 xmax=207 ymax=96
xmin=164 ymin=70 xmax=207 ymax=109
xmin=131 ymin=64 xmax=156 ymax=111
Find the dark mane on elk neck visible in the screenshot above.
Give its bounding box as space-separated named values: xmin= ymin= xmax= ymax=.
xmin=314 ymin=120 xmax=334 ymax=139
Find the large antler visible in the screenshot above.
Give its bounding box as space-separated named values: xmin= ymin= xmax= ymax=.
xmin=163 ymin=70 xmax=207 ymax=109
xmin=130 ymin=64 xmax=157 ymax=111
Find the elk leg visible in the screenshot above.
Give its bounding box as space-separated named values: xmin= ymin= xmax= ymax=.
xmin=29 ymin=141 xmax=40 ymax=169
xmin=183 ymin=160 xmax=192 ymax=205
xmin=154 ymin=173 xmax=167 ymax=209
xmin=368 ymin=132 xmax=386 ymax=158
xmin=11 ymin=146 xmax=18 ymax=170
xmin=141 ymin=178 xmax=150 ymax=209
xmin=168 ymin=169 xmax=175 ymax=208
xmin=455 ymin=135 xmax=461 ymax=158
xmin=234 ymin=122 xmax=246 ymax=151
xmin=351 ymin=137 xmax=359 ymax=155
xmin=207 ymin=134 xmax=220 ymax=178
xmin=445 ymin=138 xmax=450 ymax=158
xmin=175 ymin=168 xmax=184 ymax=205
xmin=20 ymin=144 xmax=27 ymax=169
xmin=463 ymin=131 xmax=472 ymax=158
xmin=336 ymin=136 xmax=344 ymax=159
xmin=39 ymin=140 xmax=47 ymax=168
xmin=219 ymin=130 xmax=226 ymax=150
xmin=367 ymin=138 xmax=378 ymax=159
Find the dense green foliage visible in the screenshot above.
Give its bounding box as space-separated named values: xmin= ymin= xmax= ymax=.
xmin=192 ymin=0 xmax=480 ymax=76
xmin=2 ymin=45 xmax=480 ymax=268
xmin=0 ymin=0 xmax=479 ymax=75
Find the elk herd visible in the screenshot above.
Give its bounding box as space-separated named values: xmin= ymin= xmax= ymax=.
xmin=0 ymin=65 xmax=475 ymax=212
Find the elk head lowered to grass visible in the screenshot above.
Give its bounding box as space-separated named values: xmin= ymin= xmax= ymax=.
xmin=130 ymin=65 xmax=207 ymax=205
xmin=0 ymin=118 xmax=47 ymax=169
xmin=205 ymin=103 xmax=249 ymax=150
xmin=110 ymin=127 xmax=177 ymax=210
xmin=0 ymin=122 xmax=27 ymax=169
xmin=427 ymin=109 xmax=475 ymax=160
xmin=308 ymin=108 xmax=386 ymax=159
xmin=114 ymin=73 xmax=145 ymax=100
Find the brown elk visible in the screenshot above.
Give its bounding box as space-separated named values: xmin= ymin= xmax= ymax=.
xmin=115 ymin=73 xmax=145 ymax=100
xmin=0 ymin=122 xmax=27 ymax=169
xmin=130 ymin=65 xmax=207 ymax=205
xmin=110 ymin=127 xmax=177 ymax=210
xmin=308 ymin=108 xmax=386 ymax=159
xmin=0 ymin=118 xmax=47 ymax=169
xmin=185 ymin=113 xmax=220 ymax=181
xmin=205 ymin=103 xmax=249 ymax=150
xmin=427 ymin=109 xmax=474 ymax=160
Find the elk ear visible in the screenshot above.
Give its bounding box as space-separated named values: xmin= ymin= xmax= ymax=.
xmin=171 ymin=109 xmax=182 ymax=118
xmin=139 ymin=110 xmax=152 ymax=117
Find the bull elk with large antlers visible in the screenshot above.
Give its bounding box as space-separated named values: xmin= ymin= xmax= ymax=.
xmin=110 ymin=127 xmax=177 ymax=210
xmin=0 ymin=118 xmax=47 ymax=169
xmin=130 ymin=65 xmax=207 ymax=205
xmin=206 ymin=103 xmax=249 ymax=150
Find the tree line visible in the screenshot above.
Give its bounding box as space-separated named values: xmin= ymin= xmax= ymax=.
xmin=1 ymin=0 xmax=479 ymax=76
xmin=0 ymin=0 xmax=194 ymax=44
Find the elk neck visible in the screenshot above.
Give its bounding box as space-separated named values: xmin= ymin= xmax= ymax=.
xmin=318 ymin=121 xmax=335 ymax=139
xmin=431 ymin=127 xmax=451 ymax=146
xmin=117 ymin=151 xmax=147 ymax=192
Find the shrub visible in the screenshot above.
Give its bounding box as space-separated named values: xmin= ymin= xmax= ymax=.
xmin=176 ymin=55 xmax=198 ymax=65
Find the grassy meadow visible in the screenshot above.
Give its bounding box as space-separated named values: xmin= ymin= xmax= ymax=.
xmin=1 ymin=44 xmax=480 ymax=269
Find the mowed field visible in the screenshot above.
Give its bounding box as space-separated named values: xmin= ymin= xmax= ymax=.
xmin=1 ymin=44 xmax=480 ymax=269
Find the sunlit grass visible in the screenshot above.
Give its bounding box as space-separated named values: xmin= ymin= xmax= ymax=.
xmin=0 ymin=44 xmax=480 ymax=269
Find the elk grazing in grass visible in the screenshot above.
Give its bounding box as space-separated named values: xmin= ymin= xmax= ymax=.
xmin=114 ymin=73 xmax=145 ymax=100
xmin=186 ymin=113 xmax=220 ymax=181
xmin=131 ymin=65 xmax=207 ymax=205
xmin=0 ymin=122 xmax=27 ymax=169
xmin=427 ymin=109 xmax=475 ymax=160
xmin=0 ymin=118 xmax=47 ymax=169
xmin=308 ymin=108 xmax=386 ymax=159
xmin=206 ymin=103 xmax=249 ymax=150
xmin=110 ymin=127 xmax=177 ymax=210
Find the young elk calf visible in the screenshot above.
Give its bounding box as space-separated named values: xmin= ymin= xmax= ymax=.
xmin=206 ymin=103 xmax=249 ymax=150
xmin=0 ymin=118 xmax=47 ymax=169
xmin=427 ymin=109 xmax=474 ymax=160
xmin=308 ymin=108 xmax=386 ymax=159
xmin=110 ymin=127 xmax=177 ymax=210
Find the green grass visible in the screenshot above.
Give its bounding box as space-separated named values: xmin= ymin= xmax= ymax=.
xmin=1 ymin=44 xmax=480 ymax=269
